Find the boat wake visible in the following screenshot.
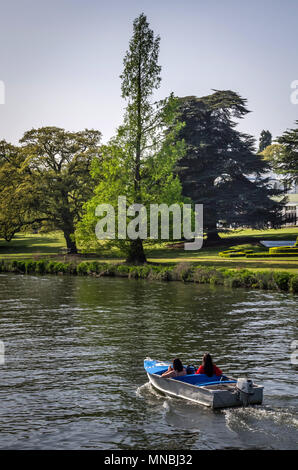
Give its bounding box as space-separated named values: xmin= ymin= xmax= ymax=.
xmin=223 ymin=404 xmax=298 ymax=449
xmin=136 ymin=381 xmax=166 ymax=401
xmin=137 ymin=382 xmax=298 ymax=448
xmin=224 ymin=404 xmax=298 ymax=430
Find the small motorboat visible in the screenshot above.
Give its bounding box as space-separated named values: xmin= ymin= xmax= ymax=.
xmin=144 ymin=359 xmax=263 ymax=409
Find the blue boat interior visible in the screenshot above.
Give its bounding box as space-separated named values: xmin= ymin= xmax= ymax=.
xmin=144 ymin=359 xmax=236 ymax=387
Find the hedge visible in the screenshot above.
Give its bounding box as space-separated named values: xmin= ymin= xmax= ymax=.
xmin=269 ymin=246 xmax=298 ymax=254
xmin=0 ymin=258 xmax=297 ymax=293
xmin=246 ymin=253 xmax=298 ymax=258
xmin=220 ymin=248 xmax=298 ymax=258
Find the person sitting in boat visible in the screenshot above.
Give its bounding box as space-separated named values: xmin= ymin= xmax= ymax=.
xmin=195 ymin=353 xmax=222 ymax=377
xmin=161 ymin=358 xmax=187 ymax=378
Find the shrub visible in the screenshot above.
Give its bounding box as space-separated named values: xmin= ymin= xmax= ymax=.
xmin=254 ymin=271 xmax=275 ymax=290
xmin=86 ymin=261 xmax=101 ymax=274
xmin=172 ymin=263 xmax=193 ymax=281
xmin=154 ymin=267 xmax=173 ymax=281
xmin=25 ymin=260 xmax=37 ymax=273
xmin=114 ymin=265 xmax=130 ymax=277
xmin=289 ymin=275 xmax=298 ymax=293
xmin=209 ymin=271 xmax=225 ymax=285
xmin=273 ymin=272 xmax=291 ymax=291
xmin=239 ymin=270 xmax=258 ymax=288
xmin=193 ymin=267 xmax=211 ymax=283
xmin=35 ymin=260 xmax=47 ymax=274
xmin=246 ymin=253 xmax=298 ymax=258
xmin=223 ymin=276 xmax=242 ymax=288
xmin=0 ymin=257 xmax=296 ymax=294
xmin=104 ymin=264 xmax=117 ymax=276
xmin=220 ymin=247 xmax=298 ymax=258
xmin=269 ymin=246 xmax=298 ymax=254
xmin=219 ymin=250 xmax=244 ymax=258
xmin=77 ymin=262 xmax=89 ymax=275
xmin=10 ymin=260 xmax=26 ymax=273
xmin=54 ymin=262 xmax=68 ymax=274
xmin=193 ymin=267 xmax=222 ymax=284
xmin=127 ymin=265 xmax=151 ymax=279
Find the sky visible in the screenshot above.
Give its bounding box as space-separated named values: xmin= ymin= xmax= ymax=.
xmin=0 ymin=0 xmax=297 ymax=146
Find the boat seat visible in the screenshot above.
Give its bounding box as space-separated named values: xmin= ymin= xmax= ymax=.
xmin=172 ymin=374 xmax=223 ymax=385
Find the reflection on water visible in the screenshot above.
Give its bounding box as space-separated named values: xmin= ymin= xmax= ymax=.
xmin=0 ymin=273 xmax=297 ymax=449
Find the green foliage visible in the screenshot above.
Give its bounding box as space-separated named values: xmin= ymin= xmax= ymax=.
xmin=254 ymin=271 xmax=275 ymax=290
xmin=246 ymin=253 xmax=298 ymax=258
xmin=35 ymin=260 xmax=47 ymax=274
xmin=269 ymin=246 xmax=298 ymax=254
xmin=0 ymin=259 xmax=296 ymax=293
xmin=273 ymin=271 xmax=291 ymax=290
xmin=219 ymin=251 xmax=247 ymax=258
xmin=258 ymin=130 xmax=272 ymax=152
xmin=262 ymin=123 xmax=298 ymax=185
xmin=20 ymin=127 xmax=102 ymax=253
xmin=0 ymin=129 xmax=102 ymax=253
xmin=77 ymin=14 xmax=185 ymax=263
xmin=171 ymin=262 xmax=193 ymax=281
xmin=220 ymin=246 xmax=298 ymax=258
xmin=176 ymin=92 xmax=282 ymax=241
xmin=289 ymin=275 xmax=298 ymax=293
xmin=25 ymin=260 xmax=37 ymax=273
xmin=193 ymin=266 xmax=222 ymax=284
xmin=276 ymin=122 xmax=298 ymax=185
xmin=77 ymin=262 xmax=89 ymax=275
xmin=219 ymin=248 xmax=254 ymax=257
xmin=0 ymin=141 xmax=40 ymax=242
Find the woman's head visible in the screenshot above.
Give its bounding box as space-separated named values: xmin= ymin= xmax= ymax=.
xmin=173 ymin=358 xmax=183 ymax=372
xmin=202 ymin=353 xmax=214 ymax=377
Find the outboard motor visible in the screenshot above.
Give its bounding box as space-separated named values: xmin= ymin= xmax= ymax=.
xmin=236 ymin=378 xmax=254 ymax=406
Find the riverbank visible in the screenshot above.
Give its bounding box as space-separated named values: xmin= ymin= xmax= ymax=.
xmin=0 ymin=228 xmax=298 ymax=273
xmin=1 ymin=258 xmax=297 ymax=293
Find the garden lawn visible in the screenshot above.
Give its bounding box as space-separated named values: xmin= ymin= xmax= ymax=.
xmin=0 ymin=229 xmax=297 ymax=273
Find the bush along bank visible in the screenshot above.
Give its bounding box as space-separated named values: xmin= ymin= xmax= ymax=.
xmin=0 ymin=258 xmax=297 ymax=293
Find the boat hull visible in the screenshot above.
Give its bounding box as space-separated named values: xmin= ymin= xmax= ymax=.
xmin=145 ymin=360 xmax=263 ymax=409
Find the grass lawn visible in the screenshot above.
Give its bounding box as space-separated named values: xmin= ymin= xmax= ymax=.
xmin=220 ymin=227 xmax=298 ymax=241
xmin=0 ymin=232 xmax=66 ymax=257
xmin=0 ymin=228 xmax=297 ymax=273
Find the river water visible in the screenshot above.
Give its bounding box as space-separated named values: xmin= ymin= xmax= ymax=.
xmin=0 ymin=273 xmax=297 ymax=450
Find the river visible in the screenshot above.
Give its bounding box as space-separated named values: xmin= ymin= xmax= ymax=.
xmin=0 ymin=273 xmax=297 ymax=450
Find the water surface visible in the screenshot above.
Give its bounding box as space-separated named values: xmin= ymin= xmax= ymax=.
xmin=0 ymin=274 xmax=297 ymax=449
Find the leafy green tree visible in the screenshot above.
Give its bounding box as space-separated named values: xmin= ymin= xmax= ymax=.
xmin=77 ymin=14 xmax=184 ymax=263
xmin=0 ymin=141 xmax=44 ymax=241
xmin=120 ymin=12 xmax=165 ymax=262
xmin=176 ymin=91 xmax=282 ymax=242
xmin=261 ymin=143 xmax=285 ymax=174
xmin=18 ymin=127 xmax=102 ymax=253
xmin=258 ymin=130 xmax=272 ymax=152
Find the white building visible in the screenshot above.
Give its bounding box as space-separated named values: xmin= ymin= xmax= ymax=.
xmin=267 ymin=171 xmax=298 ymax=226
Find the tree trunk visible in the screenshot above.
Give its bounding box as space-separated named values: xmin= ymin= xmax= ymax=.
xmin=205 ymin=220 xmax=221 ymax=245
xmin=206 ymin=230 xmax=221 ymax=243
xmin=63 ymin=230 xmax=78 ymax=254
xmin=126 ymin=239 xmax=146 ymax=264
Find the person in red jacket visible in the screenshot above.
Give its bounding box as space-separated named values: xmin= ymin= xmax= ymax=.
xmin=195 ymin=353 xmax=223 ymax=377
